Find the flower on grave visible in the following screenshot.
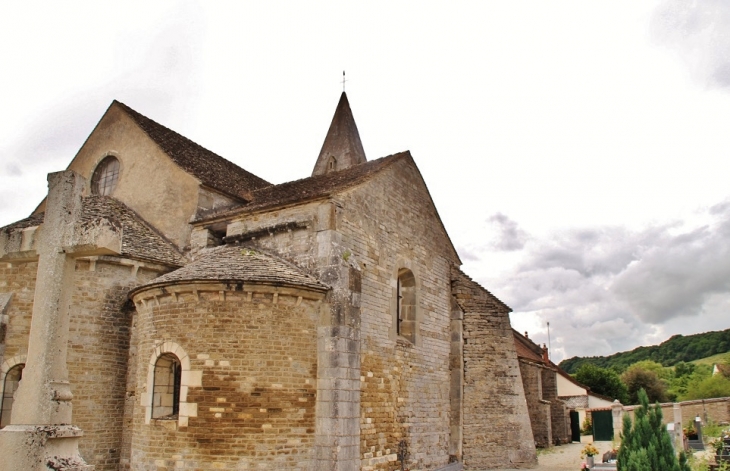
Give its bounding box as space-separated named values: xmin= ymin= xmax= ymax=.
xmin=581 ymin=443 xmax=600 ymax=458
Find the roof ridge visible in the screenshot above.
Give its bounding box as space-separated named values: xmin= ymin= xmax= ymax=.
xmin=193 ymin=151 xmax=410 ymax=223
xmin=113 ymin=100 xmax=271 ymax=200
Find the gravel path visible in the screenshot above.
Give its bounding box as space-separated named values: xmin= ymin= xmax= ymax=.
xmin=489 ymin=438 xmax=616 ymax=471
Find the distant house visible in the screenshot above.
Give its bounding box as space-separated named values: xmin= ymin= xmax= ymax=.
xmin=555 ymin=365 xmax=617 ymax=441
xmin=713 ymin=363 xmax=730 ymax=377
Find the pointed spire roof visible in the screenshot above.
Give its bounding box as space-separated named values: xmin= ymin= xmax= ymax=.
xmin=312 ymin=92 xmax=367 ymax=176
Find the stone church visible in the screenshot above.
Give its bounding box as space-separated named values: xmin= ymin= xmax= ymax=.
xmin=0 ymin=92 xmax=537 ymax=470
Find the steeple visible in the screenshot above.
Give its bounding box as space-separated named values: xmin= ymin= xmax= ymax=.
xmin=312 ymin=92 xmax=367 ymax=176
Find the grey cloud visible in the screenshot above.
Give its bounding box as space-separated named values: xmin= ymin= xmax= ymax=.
xmin=653 ymin=0 xmax=730 ymax=90
xmin=4 ymin=163 xmax=22 ymax=177
xmin=488 ymin=212 xmax=528 ymax=251
xmin=490 ymin=201 xmax=730 ymax=361
xmin=457 ymin=246 xmax=481 ymax=262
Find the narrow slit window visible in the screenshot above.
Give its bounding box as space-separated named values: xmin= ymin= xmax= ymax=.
xmin=396 ymin=268 xmax=416 ymax=343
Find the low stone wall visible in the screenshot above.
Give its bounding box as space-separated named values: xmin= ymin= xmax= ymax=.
xmin=623 ymin=397 xmax=730 ymax=426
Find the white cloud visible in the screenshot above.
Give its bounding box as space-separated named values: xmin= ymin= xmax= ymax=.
xmin=653 ymin=0 xmax=730 ymax=89
xmin=499 ymin=200 xmax=730 ymax=362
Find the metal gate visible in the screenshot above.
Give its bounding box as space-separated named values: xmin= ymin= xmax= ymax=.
xmin=592 ymin=410 xmax=613 ymax=441
xmin=570 ymin=410 xmax=581 ymax=442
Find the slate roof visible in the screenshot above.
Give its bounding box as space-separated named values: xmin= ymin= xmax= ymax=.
xmin=115 ymin=101 xmax=271 ymax=200
xmin=0 ymin=197 xmax=183 ymax=267
xmin=134 ymin=244 xmax=328 ymax=293
xmin=196 ymin=151 xmax=408 ymax=222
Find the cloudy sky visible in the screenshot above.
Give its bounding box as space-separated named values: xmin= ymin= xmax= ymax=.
xmin=3 ymin=1 xmax=730 ymax=363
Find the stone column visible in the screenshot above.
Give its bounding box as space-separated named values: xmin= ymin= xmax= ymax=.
xmin=0 ymin=171 xmax=92 ymax=471
xmin=313 ymin=201 xmax=361 ymax=471
xmin=611 ymin=400 xmax=624 ymax=442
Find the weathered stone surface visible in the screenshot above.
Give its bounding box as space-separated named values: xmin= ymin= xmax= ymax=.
xmin=0 ymin=98 xmax=540 ymax=471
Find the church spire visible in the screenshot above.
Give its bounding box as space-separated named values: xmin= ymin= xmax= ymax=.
xmin=312 ymin=91 xmax=367 ymax=176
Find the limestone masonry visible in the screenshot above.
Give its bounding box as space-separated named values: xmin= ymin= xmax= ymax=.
xmin=0 ymin=93 xmax=542 ymax=470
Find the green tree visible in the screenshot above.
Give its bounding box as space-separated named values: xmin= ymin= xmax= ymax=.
xmin=617 ymin=389 xmax=690 ymax=471
xmin=575 ymin=364 xmax=629 ymax=404
xmin=680 ymin=373 xmax=730 ymax=401
xmin=622 ymin=364 xmax=668 ymax=405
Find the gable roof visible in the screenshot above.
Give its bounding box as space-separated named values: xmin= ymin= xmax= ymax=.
xmin=131 ymin=244 xmax=328 ymax=295
xmin=114 ymin=101 xmax=271 ymax=200
xmin=196 ymin=151 xmax=407 ymax=221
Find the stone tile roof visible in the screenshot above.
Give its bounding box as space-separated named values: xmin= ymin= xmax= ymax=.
xmin=195 ymin=151 xmax=408 ymax=222
xmin=451 ymin=266 xmax=511 ymax=314
xmin=80 ymin=196 xmax=183 ymax=267
xmin=134 ymin=244 xmax=328 ymax=293
xmin=312 ymin=91 xmax=366 ymax=176
xmin=0 ymin=213 xmax=45 ymax=232
xmin=0 ymin=197 xmax=183 ymax=267
xmin=115 ymin=101 xmax=271 ymax=200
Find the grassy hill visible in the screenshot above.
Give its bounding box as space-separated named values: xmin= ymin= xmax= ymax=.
xmin=691 ymin=352 xmax=730 ymax=367
xmin=559 ymin=328 xmax=730 ymax=374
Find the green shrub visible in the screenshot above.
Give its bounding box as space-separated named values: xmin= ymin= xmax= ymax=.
xmin=617 ymin=388 xmax=690 ymax=471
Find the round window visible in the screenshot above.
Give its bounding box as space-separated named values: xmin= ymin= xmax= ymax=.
xmin=91 ymin=156 xmax=120 ymax=196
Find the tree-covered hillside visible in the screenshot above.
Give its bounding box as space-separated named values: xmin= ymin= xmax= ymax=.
xmin=559 ymin=328 xmax=730 ymax=374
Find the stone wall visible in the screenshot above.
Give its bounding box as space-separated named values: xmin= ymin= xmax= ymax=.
xmin=339 ymin=159 xmax=459 ymax=470
xmin=222 ymin=156 xmax=463 ymax=470
xmin=543 ymin=369 xmax=570 ymax=445
xmin=68 ymin=258 xmax=163 ymax=470
xmin=519 ymin=359 xmax=552 ymax=447
xmin=453 ymin=269 xmax=537 ymax=469
xmin=0 ymin=260 xmax=37 ymax=365
xmin=623 ymin=396 xmax=730 ymax=426
xmin=130 ymin=283 xmax=323 ymax=470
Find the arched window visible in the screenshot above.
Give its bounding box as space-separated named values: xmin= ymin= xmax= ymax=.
xmin=152 ymin=354 xmax=181 ymax=419
xmin=91 ymin=156 xmax=120 ymax=196
xmin=327 ymin=156 xmax=337 ymax=173
xmin=396 ymin=268 xmax=416 ymax=343
xmin=0 ymin=363 xmax=24 ymax=428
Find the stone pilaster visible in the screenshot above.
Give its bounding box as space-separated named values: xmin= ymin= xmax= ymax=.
xmin=0 ymin=171 xmax=93 ymax=471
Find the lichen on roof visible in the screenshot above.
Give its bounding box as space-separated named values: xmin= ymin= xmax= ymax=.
xmin=81 ymin=196 xmax=183 ymax=267
xmin=0 ymin=197 xmax=183 ymax=267
xmin=135 ymin=244 xmax=328 ymax=293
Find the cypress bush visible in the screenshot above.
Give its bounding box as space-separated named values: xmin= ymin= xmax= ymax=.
xmin=617 ymin=388 xmax=690 ymax=471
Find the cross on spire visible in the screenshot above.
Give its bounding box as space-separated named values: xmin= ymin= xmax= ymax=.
xmin=342 ymin=70 xmax=347 ymax=92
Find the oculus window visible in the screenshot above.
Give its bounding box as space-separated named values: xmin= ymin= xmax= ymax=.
xmin=91 ymin=156 xmax=120 ymax=196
